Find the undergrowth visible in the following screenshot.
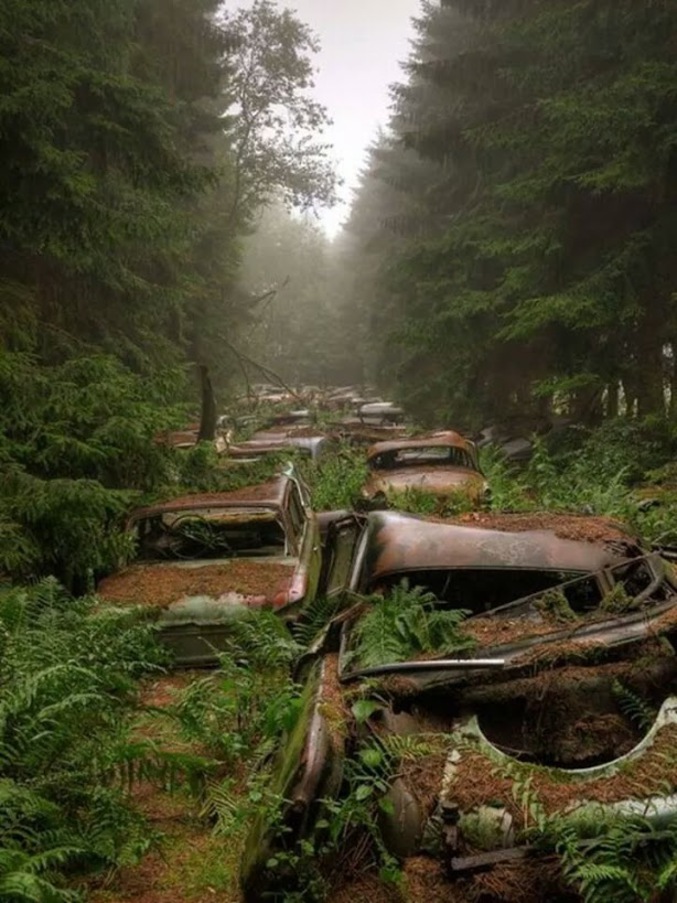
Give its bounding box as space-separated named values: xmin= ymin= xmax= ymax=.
xmin=479 ymin=420 xmax=677 ymax=546
xmin=0 ymin=578 xmax=170 ymax=902
xmin=301 ymin=445 xmax=369 ymax=511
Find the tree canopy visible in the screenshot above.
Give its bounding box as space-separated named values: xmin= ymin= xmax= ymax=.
xmin=341 ymin=0 xmax=677 ymax=428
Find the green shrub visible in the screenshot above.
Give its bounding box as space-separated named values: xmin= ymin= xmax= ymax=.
xmin=303 ymin=445 xmax=369 ymax=511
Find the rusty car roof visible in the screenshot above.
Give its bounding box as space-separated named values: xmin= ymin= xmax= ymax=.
xmin=129 ymin=476 xmax=289 ymax=521
xmin=364 ymin=512 xmax=623 ymax=579
xmin=366 ymin=430 xmax=472 ymax=460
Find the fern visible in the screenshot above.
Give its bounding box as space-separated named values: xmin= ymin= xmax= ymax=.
xmin=0 ymin=580 xmax=168 ymax=898
xmin=542 ymin=811 xmax=677 ymax=903
xmin=612 ymin=680 xmax=657 ymax=731
xmin=292 ymin=596 xmax=342 ymax=648
xmin=348 ymin=581 xmax=475 ymax=668
xmin=226 ymin=609 xmax=304 ymax=669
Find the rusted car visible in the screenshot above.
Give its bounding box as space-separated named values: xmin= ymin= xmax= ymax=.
xmin=225 ymin=434 xmax=331 ymax=463
xmin=242 ymin=515 xmax=677 ymax=901
xmin=97 ymin=471 xmax=321 ymax=666
xmin=362 ymin=431 xmax=489 ymax=507
xmin=358 ymin=400 xmax=405 ymax=424
xmin=318 ymin=510 xmax=639 ymax=612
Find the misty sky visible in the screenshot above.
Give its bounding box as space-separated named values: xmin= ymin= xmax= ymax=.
xmin=228 ymin=0 xmax=422 ymax=235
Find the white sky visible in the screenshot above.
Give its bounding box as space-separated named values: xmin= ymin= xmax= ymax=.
xmin=227 ymin=0 xmax=422 ymax=236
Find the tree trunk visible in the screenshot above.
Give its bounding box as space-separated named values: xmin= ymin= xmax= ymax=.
xmin=635 ymin=306 xmax=666 ymax=418
xmin=198 ymin=364 xmax=217 ymax=441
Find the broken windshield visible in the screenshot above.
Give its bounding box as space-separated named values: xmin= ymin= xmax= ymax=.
xmin=369 ymin=568 xmax=584 ymax=615
xmin=344 ymin=556 xmax=676 ymax=676
xmin=134 ymin=507 xmax=288 ymax=561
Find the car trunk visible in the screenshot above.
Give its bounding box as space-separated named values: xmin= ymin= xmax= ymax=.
xmin=98 ymin=557 xmax=297 ymax=666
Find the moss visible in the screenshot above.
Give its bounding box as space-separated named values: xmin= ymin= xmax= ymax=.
xmin=533 ymin=588 xmax=579 ymax=623
xmin=601 ymin=581 xmax=634 ymax=613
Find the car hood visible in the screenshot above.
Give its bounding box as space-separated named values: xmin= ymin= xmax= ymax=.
xmin=364 ymin=467 xmax=484 ymax=497
xmin=97 ymin=557 xmax=297 ymax=622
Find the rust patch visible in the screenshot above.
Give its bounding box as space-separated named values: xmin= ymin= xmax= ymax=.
xmin=367 ymin=431 xmax=472 ymax=460
xmin=367 ymin=512 xmax=619 ymax=581
xmin=98 ymin=561 xmax=293 ymax=608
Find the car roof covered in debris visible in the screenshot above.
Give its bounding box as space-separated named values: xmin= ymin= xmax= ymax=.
xmin=363 ymin=511 xmax=624 ymax=579
xmin=128 ymin=476 xmax=289 ymax=521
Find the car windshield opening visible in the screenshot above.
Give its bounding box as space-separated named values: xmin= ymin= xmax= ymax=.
xmin=370 ymin=568 xmax=585 ymax=615
xmin=135 ymin=509 xmax=287 ymax=561
xmin=369 ymin=447 xmax=475 ymax=470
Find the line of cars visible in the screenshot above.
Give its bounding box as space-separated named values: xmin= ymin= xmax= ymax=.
xmin=100 ymin=396 xmax=677 ymax=901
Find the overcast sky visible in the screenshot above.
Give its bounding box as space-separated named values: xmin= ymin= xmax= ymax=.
xmin=228 ymin=0 xmax=422 ymax=235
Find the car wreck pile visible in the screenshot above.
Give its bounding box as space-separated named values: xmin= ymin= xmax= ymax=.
xmin=98 ymin=388 xmax=677 ymax=902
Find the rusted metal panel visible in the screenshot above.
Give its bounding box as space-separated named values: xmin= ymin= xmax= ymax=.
xmin=101 ymin=474 xmax=319 ymax=667
xmin=363 ymin=465 xmax=486 ymax=498
xmin=363 ymin=432 xmax=485 ymax=501
xmin=364 ymin=512 xmax=621 ymax=579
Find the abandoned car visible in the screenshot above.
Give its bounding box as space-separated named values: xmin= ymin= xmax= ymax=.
xmin=358 ymin=400 xmax=405 ymax=424
xmin=242 ymin=516 xmax=677 ymax=901
xmin=97 ymin=471 xmax=321 ymax=666
xmin=225 ymin=434 xmax=331 ymax=463
xmin=318 ymin=510 xmax=640 ymax=619
xmin=362 ymin=431 xmax=488 ymax=507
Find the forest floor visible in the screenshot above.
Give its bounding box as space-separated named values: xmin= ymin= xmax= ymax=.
xmin=87 ymin=673 xmax=244 ymax=903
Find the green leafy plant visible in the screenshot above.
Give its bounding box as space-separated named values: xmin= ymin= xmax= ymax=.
xmin=348 ymin=581 xmax=475 ymax=669
xmin=612 ymin=681 xmax=657 ymax=732
xmin=303 ymin=445 xmax=369 ymax=511
xmin=0 ymin=579 xmax=169 ymax=901
xmin=534 ymin=588 xmax=579 ymax=623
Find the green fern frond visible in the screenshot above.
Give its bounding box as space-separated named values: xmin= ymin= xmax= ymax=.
xmin=348 ymin=581 xmax=475 ymax=668
xmin=292 ymin=595 xmax=342 ymax=648
xmin=612 ymin=680 xmax=657 ymax=731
